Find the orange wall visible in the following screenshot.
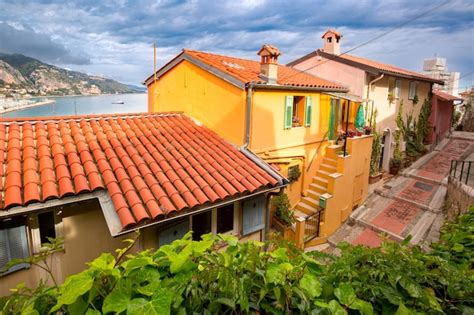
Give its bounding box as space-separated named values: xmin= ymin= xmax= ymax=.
xmin=147 ymin=60 xmax=246 ymax=145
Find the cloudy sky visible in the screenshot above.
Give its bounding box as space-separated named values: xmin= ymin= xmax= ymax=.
xmin=0 ymin=0 xmax=473 ymax=89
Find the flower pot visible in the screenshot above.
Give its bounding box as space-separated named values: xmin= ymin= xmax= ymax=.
xmin=272 ymin=216 xmax=289 ymax=233
xmin=369 ymin=173 xmax=383 ymax=184
xmin=389 ymin=166 xmax=400 ymax=175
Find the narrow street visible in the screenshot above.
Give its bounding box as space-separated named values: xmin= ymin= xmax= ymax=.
xmin=326 ymin=133 xmax=474 ymax=251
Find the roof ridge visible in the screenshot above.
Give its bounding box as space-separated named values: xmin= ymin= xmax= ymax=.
xmin=0 ymin=111 xmax=184 ymax=125
xmin=183 ymin=48 xmax=260 ymax=64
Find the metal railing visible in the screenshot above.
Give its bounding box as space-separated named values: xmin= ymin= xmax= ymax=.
xmin=304 ymin=209 xmax=324 ymax=242
xmin=449 ymin=160 xmax=473 ymax=186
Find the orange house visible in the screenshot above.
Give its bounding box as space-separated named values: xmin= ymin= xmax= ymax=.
xmin=145 ymin=45 xmax=373 ymax=246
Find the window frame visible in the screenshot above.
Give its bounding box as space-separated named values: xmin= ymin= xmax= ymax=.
xmin=190 ymin=203 xmax=238 ymax=240
xmin=29 ymin=210 xmax=64 ymax=254
xmin=409 ymin=81 xmax=418 ymax=100
xmin=284 ymin=95 xmax=313 ymax=129
xmin=0 ymin=219 xmax=30 ymax=276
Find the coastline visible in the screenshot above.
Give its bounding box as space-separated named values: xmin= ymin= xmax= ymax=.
xmin=0 ymin=99 xmax=56 ymax=114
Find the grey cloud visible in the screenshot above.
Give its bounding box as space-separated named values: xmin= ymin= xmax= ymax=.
xmin=0 ymin=22 xmax=90 ymax=65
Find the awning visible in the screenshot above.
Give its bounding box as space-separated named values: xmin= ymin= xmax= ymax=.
xmin=325 ymin=92 xmax=368 ymax=103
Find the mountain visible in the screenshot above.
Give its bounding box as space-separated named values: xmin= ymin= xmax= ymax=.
xmin=0 ymin=53 xmax=139 ymax=96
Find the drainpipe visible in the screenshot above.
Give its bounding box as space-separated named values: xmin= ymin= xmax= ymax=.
xmin=263 ymin=187 xmax=285 ymax=244
xmin=366 ymin=73 xmax=384 ymax=124
xmin=243 ymin=83 xmax=254 ymax=148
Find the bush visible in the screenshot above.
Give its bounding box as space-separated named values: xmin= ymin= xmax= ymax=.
xmin=1 ymin=211 xmax=473 ymax=314
xmin=272 ymin=193 xmax=295 ymax=226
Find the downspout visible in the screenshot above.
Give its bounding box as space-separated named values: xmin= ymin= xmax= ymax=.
xmin=366 ymin=73 xmax=384 ymax=125
xmin=243 ymin=83 xmax=254 ymax=149
xmin=264 ymin=187 xmax=285 ymax=243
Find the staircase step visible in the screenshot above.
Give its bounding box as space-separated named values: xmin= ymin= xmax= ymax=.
xmin=317 ymin=169 xmax=331 ymax=179
xmin=307 ymin=189 xmax=322 ymax=200
xmin=301 ymin=196 xmax=319 ymax=207
xmin=293 ymin=209 xmax=308 ymax=219
xmin=320 ymin=164 xmax=336 ymax=173
xmin=313 ymin=177 xmax=328 ymax=187
xmin=323 ymin=157 xmax=337 ymax=167
xmin=309 ymin=183 xmax=327 ymax=194
xmin=295 ymin=202 xmax=318 ymax=215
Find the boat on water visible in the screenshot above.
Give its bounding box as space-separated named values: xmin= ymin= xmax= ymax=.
xmin=111 ymin=100 xmax=125 ymax=104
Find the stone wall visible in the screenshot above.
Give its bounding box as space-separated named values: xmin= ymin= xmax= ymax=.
xmin=445 ymin=176 xmax=474 ymax=220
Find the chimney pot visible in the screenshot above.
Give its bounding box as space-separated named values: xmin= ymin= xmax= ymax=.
xmin=257 ymin=44 xmax=281 ymax=84
xmin=322 ymin=29 xmax=342 ymax=55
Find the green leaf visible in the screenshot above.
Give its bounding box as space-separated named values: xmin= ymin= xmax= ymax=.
xmin=218 ymin=234 xmax=238 ymax=247
xmin=328 ymin=300 xmax=347 ymax=315
xmin=270 ymin=248 xmax=289 ymax=262
xmin=169 ymin=245 xmax=192 ymax=274
xmin=266 ymin=263 xmax=285 ymax=285
xmin=349 ymin=299 xmax=373 ymax=315
xmin=102 ymin=280 xmax=131 ymax=314
xmin=88 ymin=253 xmax=115 ymax=270
xmin=334 ymin=283 xmax=356 ymax=306
xmin=299 ymin=273 xmax=322 ymax=298
xmin=394 ymin=303 xmax=410 ymax=315
xmin=85 ymin=309 xmax=101 ymax=315
xmin=127 ymin=288 xmax=173 ymax=315
xmin=53 ymin=272 xmax=94 ymax=310
xmin=452 ymin=243 xmax=464 ymax=252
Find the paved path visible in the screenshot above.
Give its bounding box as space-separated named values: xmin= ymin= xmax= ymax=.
xmin=326 ymin=134 xmax=474 ymax=251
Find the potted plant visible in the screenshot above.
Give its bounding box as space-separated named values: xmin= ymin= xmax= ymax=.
xmin=389 ymin=155 xmax=402 ymax=175
xmin=292 ymin=116 xmax=301 ymax=127
xmin=271 ymin=193 xmax=295 ymax=232
xmin=363 ymin=125 xmax=372 ymax=135
xmin=387 ymin=92 xmax=395 ymax=104
xmin=287 ymin=165 xmax=301 ymax=183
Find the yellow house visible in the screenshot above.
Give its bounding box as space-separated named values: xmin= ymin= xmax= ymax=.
xmin=145 ymin=45 xmax=373 ymax=246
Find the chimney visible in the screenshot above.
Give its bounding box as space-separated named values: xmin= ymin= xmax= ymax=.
xmin=257 ymin=44 xmax=281 ymax=84
xmin=322 ymin=29 xmax=342 ymax=55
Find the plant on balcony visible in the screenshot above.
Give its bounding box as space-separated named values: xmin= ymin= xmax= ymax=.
xmin=272 ymin=193 xmax=295 ymax=227
xmin=292 ymin=116 xmax=301 ymax=127
xmin=287 ymin=165 xmax=301 ymax=183
xmin=363 ymin=125 xmax=372 ymax=135
xmin=412 ymin=94 xmax=419 ymax=105
xmin=387 ymin=92 xmax=395 ymax=104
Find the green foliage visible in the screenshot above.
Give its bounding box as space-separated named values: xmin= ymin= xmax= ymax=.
xmin=287 ymin=165 xmax=301 ymax=183
xmin=370 ymin=131 xmax=382 ymax=176
xmin=2 ymin=210 xmax=474 ymax=314
xmin=272 ymin=193 xmax=295 ymax=226
xmin=415 ymin=98 xmax=432 ymax=147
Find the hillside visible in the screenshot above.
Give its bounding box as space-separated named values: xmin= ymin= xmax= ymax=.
xmin=0 ymin=53 xmax=139 ymax=96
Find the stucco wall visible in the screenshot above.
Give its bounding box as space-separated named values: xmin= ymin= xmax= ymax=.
xmin=446 ymin=176 xmax=474 ymax=221
xmin=147 ymin=60 xmax=247 ymax=145
xmin=0 ymin=199 xmax=139 ymax=296
xmin=291 ymin=57 xmax=365 ymax=96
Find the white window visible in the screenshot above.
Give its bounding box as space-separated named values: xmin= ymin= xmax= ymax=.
xmin=30 ymin=210 xmax=63 ymax=253
xmin=191 ymin=203 xmax=237 ymax=241
xmin=0 ymin=218 xmax=30 ymax=275
xmin=395 ymin=80 xmax=401 ymax=99
xmin=409 ymin=81 xmax=418 ymax=100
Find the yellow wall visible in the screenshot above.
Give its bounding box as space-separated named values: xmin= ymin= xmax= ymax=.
xmin=322 ymin=136 xmax=373 ymax=236
xmin=147 ymin=60 xmax=246 ymax=145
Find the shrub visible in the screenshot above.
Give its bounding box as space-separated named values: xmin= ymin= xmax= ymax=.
xmin=272 ymin=193 xmax=295 ymax=226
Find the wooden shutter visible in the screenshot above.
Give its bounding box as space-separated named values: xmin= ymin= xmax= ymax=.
xmin=158 ymin=220 xmax=189 ymax=247
xmin=284 ymin=96 xmax=294 ymax=129
xmin=304 ymin=96 xmax=313 ymax=127
xmin=395 ymin=80 xmax=401 ymax=99
xmin=0 ymin=226 xmax=29 ymax=274
xmin=329 ymin=99 xmax=336 ymax=140
xmin=242 ymin=196 xmax=266 ymax=235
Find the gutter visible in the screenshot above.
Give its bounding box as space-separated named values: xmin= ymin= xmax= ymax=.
xmin=240 ymin=148 xmax=287 ymax=186
xmin=250 ymin=83 xmax=349 ymax=93
xmin=366 ymin=73 xmax=384 ymax=101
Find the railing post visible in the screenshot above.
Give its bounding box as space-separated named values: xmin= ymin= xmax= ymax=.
xmin=460 ymin=161 xmax=465 ymax=182
xmin=466 ymin=161 xmax=472 ymax=185
xmin=450 ymin=160 xmax=454 ymax=176
xmin=295 ymin=217 xmax=306 ymax=249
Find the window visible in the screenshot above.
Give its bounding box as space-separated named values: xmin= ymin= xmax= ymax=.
xmin=0 ymin=218 xmax=30 ymax=275
xmin=409 ymin=81 xmax=418 ymax=100
xmin=30 ymin=210 xmax=63 ymax=253
xmin=327 ymin=37 xmax=332 ymax=43
xmin=395 ymin=80 xmax=401 ymax=99
xmin=284 ymin=96 xmax=313 ymax=129
xmin=191 ymin=204 xmax=236 ymax=241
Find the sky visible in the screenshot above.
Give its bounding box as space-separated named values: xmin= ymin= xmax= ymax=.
xmin=0 ymin=0 xmax=473 ymax=89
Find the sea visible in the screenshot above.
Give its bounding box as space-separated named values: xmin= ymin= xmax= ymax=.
xmin=0 ymin=93 xmax=147 ymax=118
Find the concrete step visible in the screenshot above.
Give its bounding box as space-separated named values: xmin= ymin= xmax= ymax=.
xmin=408 ymin=212 xmax=437 ymax=245
xmin=307 ymin=189 xmax=322 ymax=200
xmin=316 ymin=169 xmax=332 ymax=180
xmin=293 ymin=209 xmax=308 ymax=219
xmin=295 ymin=202 xmax=318 ymax=216
xmin=320 ymin=163 xmax=336 ymax=173
xmin=323 ymin=157 xmax=337 ymax=167
xmin=309 ymin=183 xmax=327 ymax=194
xmin=313 ymin=177 xmax=328 ymax=187
xmin=301 ymin=196 xmax=319 ymax=208
xmin=326 ymin=145 xmax=343 ymax=159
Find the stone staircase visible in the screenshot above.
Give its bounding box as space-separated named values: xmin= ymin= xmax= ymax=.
xmin=294 ymin=156 xmax=337 ymax=218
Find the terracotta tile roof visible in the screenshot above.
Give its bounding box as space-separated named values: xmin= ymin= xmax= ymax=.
xmin=148 ymin=49 xmax=345 ymax=90
xmin=0 ymin=113 xmax=280 ymax=230
xmin=432 ymin=90 xmax=463 ymax=102
xmin=287 ymin=50 xmax=443 ymax=84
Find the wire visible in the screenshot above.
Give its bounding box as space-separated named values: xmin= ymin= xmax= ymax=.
xmin=282 ymin=0 xmax=452 ymax=81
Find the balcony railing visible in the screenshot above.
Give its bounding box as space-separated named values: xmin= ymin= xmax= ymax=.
xmin=449 ymin=160 xmax=473 ymax=186
xmin=303 ymin=209 xmax=324 ymax=242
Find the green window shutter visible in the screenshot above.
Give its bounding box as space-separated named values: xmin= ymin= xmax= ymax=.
xmin=304 ymin=96 xmax=313 ymax=126
xmin=284 ymin=96 xmax=294 ymax=129
xmin=329 ymin=99 xmax=335 ymax=140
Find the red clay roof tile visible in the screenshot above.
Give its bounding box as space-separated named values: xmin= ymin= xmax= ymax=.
xmin=0 ymin=113 xmax=281 ymax=231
